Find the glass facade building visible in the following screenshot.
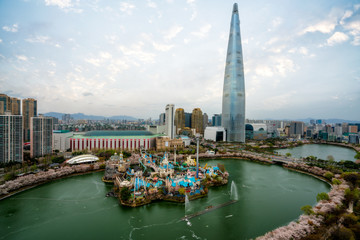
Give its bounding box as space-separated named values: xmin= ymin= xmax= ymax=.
xmin=222 ymin=3 xmax=245 ymax=142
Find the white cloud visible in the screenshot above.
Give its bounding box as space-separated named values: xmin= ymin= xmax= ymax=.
xmin=118 ymin=42 xmax=156 ymax=64
xmin=147 ymin=0 xmax=157 ymax=8
xmin=326 ymin=32 xmax=349 ymax=46
xmin=0 ymin=39 xmax=2 ymax=43
xmin=2 ymin=24 xmax=18 ymax=32
xmin=85 ymin=58 xmax=102 ymax=67
xmin=343 ymin=20 xmax=360 ymax=45
xmin=255 ymin=66 xmax=273 ymax=77
xmin=120 ymin=2 xmax=135 ymax=15
xmin=272 ymin=17 xmax=283 ymax=28
xmin=44 ymin=0 xmax=72 ymax=8
xmin=301 ymin=20 xmax=336 ymax=34
xmin=340 ymin=10 xmax=353 ymax=25
xmin=16 ymin=55 xmax=28 ymax=61
xmin=152 ymin=42 xmax=174 ymax=51
xmin=191 ymin=24 xmax=212 ymax=38
xmin=298 ymin=47 xmax=309 ymax=55
xmin=264 ymin=92 xmax=296 ymax=110
xmin=26 ymin=35 xmax=50 ymax=43
xmin=100 ymin=51 xmax=112 ymax=59
xmin=163 ymin=25 xmax=183 ymax=40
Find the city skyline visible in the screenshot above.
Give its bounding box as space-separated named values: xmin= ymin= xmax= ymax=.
xmin=1 ymin=0 xmax=360 ymax=120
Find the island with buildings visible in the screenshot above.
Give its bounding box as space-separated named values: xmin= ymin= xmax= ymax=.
xmin=103 ymin=151 xmax=229 ymax=207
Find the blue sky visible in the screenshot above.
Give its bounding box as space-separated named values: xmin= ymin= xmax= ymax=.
xmin=0 ymin=0 xmax=359 ymax=120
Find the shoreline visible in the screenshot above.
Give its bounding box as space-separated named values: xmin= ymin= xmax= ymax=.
xmin=0 ymin=168 xmax=104 ymax=201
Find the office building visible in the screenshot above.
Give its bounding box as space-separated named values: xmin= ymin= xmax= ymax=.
xmin=185 ymin=112 xmax=192 ymax=128
xmin=165 ymin=104 xmax=175 ymax=139
xmin=191 ymin=108 xmax=203 ymax=134
xmin=159 ymin=113 xmax=166 ymax=126
xmin=174 ymin=108 xmax=185 ymax=134
xmin=222 ymin=3 xmax=246 ymax=142
xmin=30 ymin=115 xmax=53 ymax=158
xmin=289 ymin=121 xmax=304 ymax=138
xmin=22 ymin=98 xmax=37 ymax=142
xmin=0 ymin=113 xmax=23 ymax=163
xmin=212 ymin=114 xmax=222 ymax=127
xmin=203 ymin=113 xmax=208 ymax=130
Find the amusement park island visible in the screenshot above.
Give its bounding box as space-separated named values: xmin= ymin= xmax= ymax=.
xmin=102 ymin=151 xmax=229 ymax=207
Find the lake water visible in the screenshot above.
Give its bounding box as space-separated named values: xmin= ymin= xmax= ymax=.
xmin=0 ymin=159 xmax=330 ymax=240
xmin=276 ymin=144 xmax=357 ymax=161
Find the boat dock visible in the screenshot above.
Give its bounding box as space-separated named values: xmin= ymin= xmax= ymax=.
xmin=182 ymin=200 xmax=237 ymax=221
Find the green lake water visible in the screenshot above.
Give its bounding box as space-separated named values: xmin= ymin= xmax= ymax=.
xmin=276 ymin=144 xmax=357 ymax=161
xmin=0 ymin=159 xmax=330 ymax=240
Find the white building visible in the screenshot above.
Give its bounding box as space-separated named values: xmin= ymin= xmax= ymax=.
xmin=165 ymin=104 xmax=175 ymax=139
xmin=53 ymin=130 xmax=74 ymax=152
xmin=204 ymin=127 xmax=226 ymax=142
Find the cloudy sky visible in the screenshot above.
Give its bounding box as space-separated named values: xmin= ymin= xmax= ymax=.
xmin=0 ymin=0 xmax=359 ymax=120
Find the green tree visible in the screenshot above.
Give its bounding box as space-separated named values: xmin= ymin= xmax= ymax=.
xmin=285 ymin=153 xmax=292 ymax=157
xmin=301 ymin=205 xmax=314 ymax=215
xmin=324 ymin=171 xmax=334 ymax=180
xmin=316 ymin=192 xmax=330 ymax=202
xmin=120 ymin=187 xmax=131 ymax=201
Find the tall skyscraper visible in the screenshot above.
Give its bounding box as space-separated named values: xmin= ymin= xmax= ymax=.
xmin=30 ymin=115 xmax=53 ymax=158
xmin=0 ymin=113 xmax=23 ymax=163
xmin=165 ymin=104 xmax=175 ymax=139
xmin=222 ymin=3 xmax=246 ymax=142
xmin=22 ymin=98 xmax=37 ymax=142
xmin=174 ymin=108 xmax=185 ymax=134
xmin=191 ymin=108 xmax=203 ymax=134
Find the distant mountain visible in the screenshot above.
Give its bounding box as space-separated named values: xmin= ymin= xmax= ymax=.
xmin=43 ymin=112 xmax=137 ymax=121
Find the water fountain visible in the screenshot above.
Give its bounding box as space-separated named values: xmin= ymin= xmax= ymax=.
xmin=230 ymin=181 xmax=238 ymax=201
xmin=185 ymin=194 xmax=191 ymax=215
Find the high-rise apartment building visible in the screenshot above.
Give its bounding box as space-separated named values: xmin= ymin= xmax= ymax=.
xmin=174 ymin=108 xmax=185 ymax=134
xmin=30 ymin=115 xmax=53 ymax=158
xmin=222 ymin=3 xmax=246 ymax=142
xmin=22 ymin=98 xmax=37 ymax=142
xmin=0 ymin=113 xmax=23 ymax=163
xmin=349 ymin=125 xmax=358 ymax=133
xmin=10 ymin=97 xmax=21 ymax=115
xmin=0 ymin=94 xmax=21 ymax=115
xmin=165 ymin=104 xmax=175 ymax=139
xmin=0 ymin=94 xmax=11 ymax=115
xmin=191 ymin=108 xmax=203 ymax=134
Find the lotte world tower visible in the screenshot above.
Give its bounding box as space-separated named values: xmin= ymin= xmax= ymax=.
xmin=222 ymin=3 xmax=245 ymax=142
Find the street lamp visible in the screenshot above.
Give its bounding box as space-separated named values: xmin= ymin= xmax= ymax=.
xmin=195 ymin=133 xmax=200 ymax=179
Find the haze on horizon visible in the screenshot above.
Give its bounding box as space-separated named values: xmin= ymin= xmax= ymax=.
xmin=0 ymin=0 xmax=359 ymax=121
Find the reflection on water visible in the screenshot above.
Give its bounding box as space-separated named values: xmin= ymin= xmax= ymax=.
xmin=276 ymin=144 xmax=356 ymax=161
xmin=0 ymin=159 xmax=330 ymax=240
